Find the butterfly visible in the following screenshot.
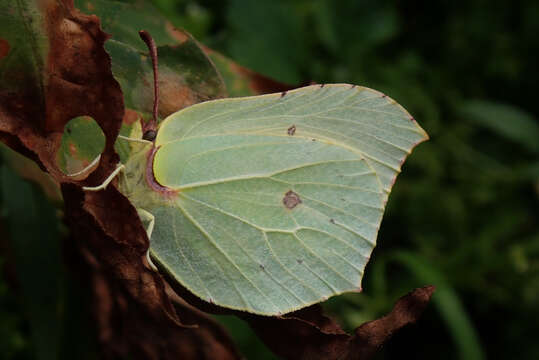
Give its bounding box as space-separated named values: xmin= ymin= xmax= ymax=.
xmin=84 ymin=31 xmax=428 ymax=316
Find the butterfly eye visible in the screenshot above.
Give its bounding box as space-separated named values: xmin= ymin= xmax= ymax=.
xmin=143 ymin=129 xmax=157 ymax=141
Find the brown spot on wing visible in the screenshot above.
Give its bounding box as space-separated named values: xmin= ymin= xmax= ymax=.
xmin=283 ymin=190 xmax=301 ymax=209
xmin=287 ymin=125 xmax=296 ymax=136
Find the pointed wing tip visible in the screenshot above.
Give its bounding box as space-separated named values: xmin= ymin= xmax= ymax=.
xmin=409 ymin=117 xmax=430 ymax=143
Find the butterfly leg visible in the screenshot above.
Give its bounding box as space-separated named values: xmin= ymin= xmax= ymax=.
xmin=137 ymin=208 xmax=158 ymax=272
xmin=82 ymin=163 xmax=125 ymax=191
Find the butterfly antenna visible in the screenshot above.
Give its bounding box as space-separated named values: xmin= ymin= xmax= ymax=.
xmin=139 ymin=30 xmax=159 ymax=141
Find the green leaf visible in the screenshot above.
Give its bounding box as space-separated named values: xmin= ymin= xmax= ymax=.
xmin=75 ymin=0 xmax=227 ymax=160
xmin=76 ymin=0 xmax=226 ymax=115
xmin=459 ymin=100 xmax=539 ymax=154
xmin=56 ymin=116 xmax=105 ymax=177
xmin=119 ymin=84 xmax=427 ymax=315
xmin=205 ymin=48 xmax=294 ymax=97
xmin=204 ymin=50 xmax=255 ymax=97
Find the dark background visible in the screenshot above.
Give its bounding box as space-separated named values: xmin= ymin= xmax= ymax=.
xmin=2 ymin=0 xmax=539 ymax=359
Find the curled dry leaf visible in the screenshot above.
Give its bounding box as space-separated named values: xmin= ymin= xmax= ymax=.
xmin=342 ymin=285 xmax=436 ymax=359
xmin=243 ymin=286 xmax=435 ymax=360
xmin=167 ymin=278 xmax=435 ymax=360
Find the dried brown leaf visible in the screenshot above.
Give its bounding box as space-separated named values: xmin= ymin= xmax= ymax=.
xmin=1 ymin=1 xmax=241 ymax=358
xmin=168 ymin=278 xmax=434 ymax=360
xmin=342 ymin=285 xmax=436 ymax=360
xmin=63 ymin=183 xmax=240 ymax=359
xmin=0 ymin=0 xmax=122 ymax=183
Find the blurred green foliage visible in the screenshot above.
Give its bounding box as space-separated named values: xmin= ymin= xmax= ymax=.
xmin=2 ymin=0 xmax=538 ymax=359
xmin=0 ymin=161 xmax=98 ymax=360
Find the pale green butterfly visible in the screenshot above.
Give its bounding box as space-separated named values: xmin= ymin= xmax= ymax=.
xmin=84 ymin=32 xmax=428 ymax=316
